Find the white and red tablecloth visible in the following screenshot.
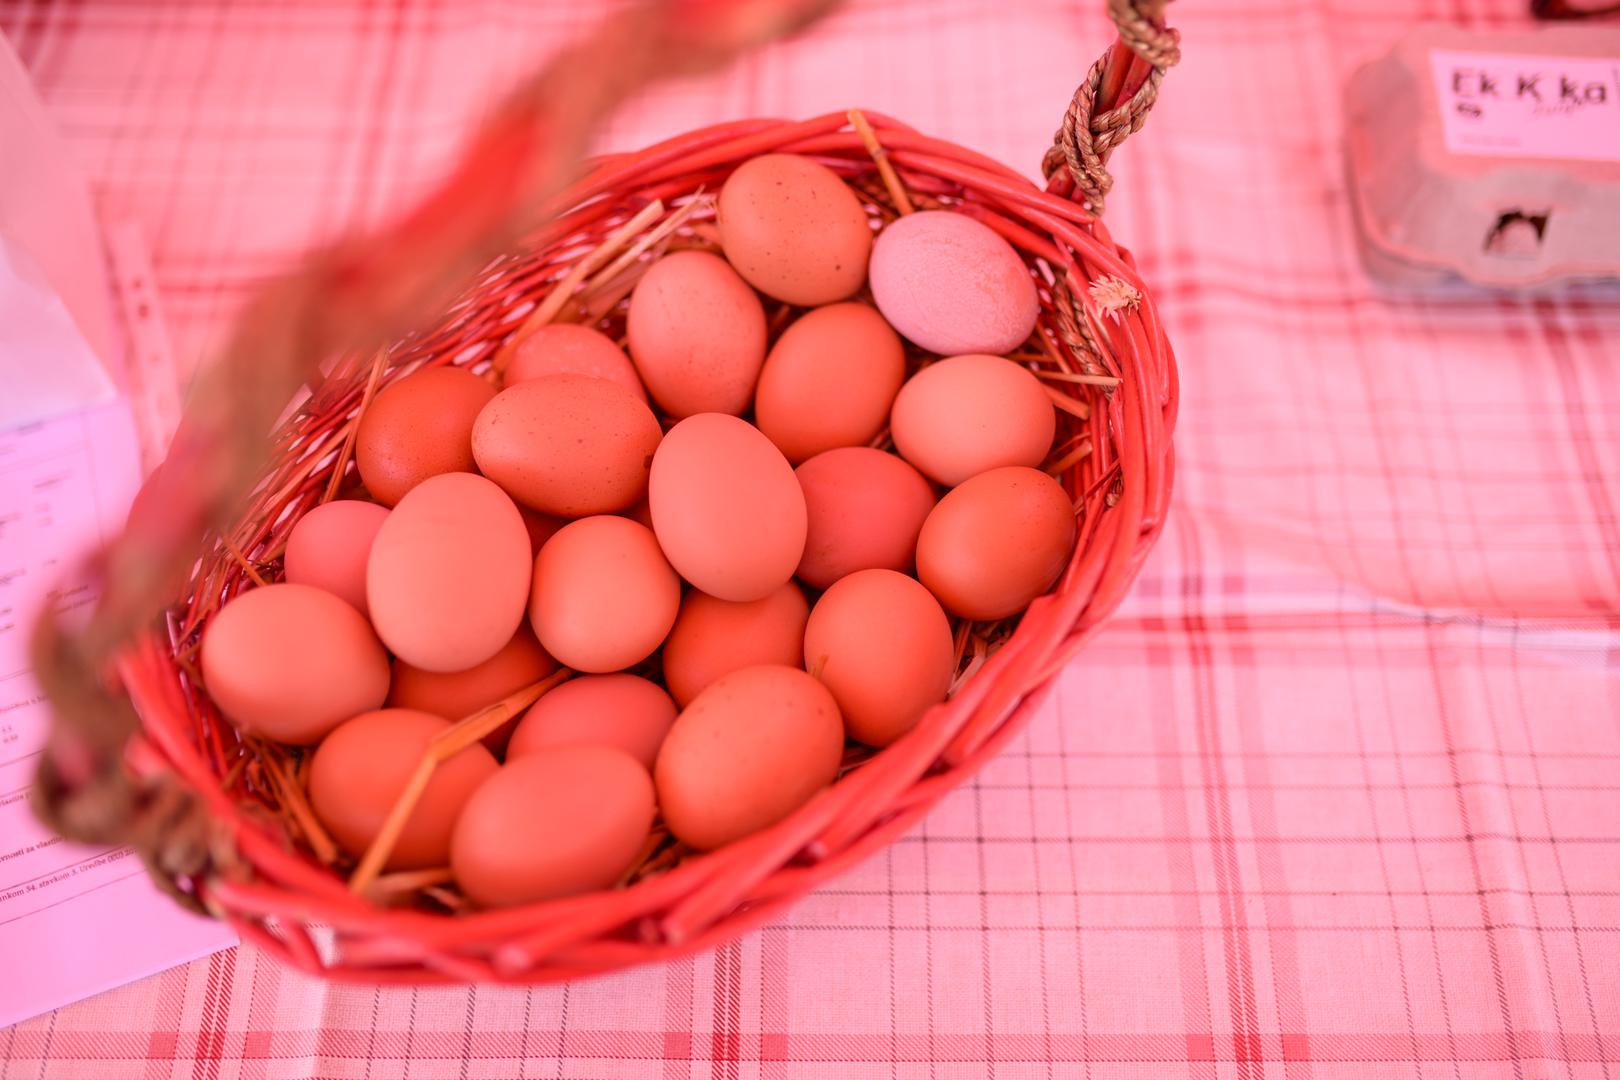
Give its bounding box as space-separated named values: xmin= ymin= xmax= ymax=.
xmin=2 ymin=0 xmax=1618 ymax=1077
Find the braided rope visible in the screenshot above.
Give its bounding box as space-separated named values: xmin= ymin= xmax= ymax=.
xmin=1108 ymin=0 xmax=1181 ymax=68
xmin=1054 ymin=277 xmax=1105 ymax=379
xmin=1043 ymin=0 xmax=1180 ymax=214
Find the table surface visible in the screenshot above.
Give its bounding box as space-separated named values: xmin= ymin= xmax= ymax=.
xmin=3 ymin=1 xmax=1619 ymax=1077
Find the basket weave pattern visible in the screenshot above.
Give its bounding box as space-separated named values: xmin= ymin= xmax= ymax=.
xmin=36 ymin=2 xmax=1179 ymax=984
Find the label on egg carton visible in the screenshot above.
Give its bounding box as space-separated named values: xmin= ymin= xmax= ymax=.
xmin=1429 ymin=49 xmax=1620 ymax=162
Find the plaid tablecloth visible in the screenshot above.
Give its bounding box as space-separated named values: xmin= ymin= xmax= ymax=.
xmin=3 ymin=0 xmax=1619 ymax=1077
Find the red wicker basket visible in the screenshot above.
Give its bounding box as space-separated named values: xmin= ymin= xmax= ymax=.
xmin=32 ymin=0 xmax=1179 ymax=984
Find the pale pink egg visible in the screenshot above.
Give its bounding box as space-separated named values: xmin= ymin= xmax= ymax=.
xmin=869 ymin=211 xmax=1040 ymax=356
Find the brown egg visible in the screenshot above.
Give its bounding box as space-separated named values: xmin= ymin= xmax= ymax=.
xmin=916 ymin=466 xmax=1076 ymax=620
xmin=310 ymin=709 xmax=499 ymax=870
xmin=472 ymin=374 xmax=661 ymax=517
xmin=529 ymin=516 xmax=680 ymax=673
xmin=387 ymin=624 xmax=558 ymax=755
xmin=507 ymin=674 xmax=675 ymax=769
xmin=804 ymin=569 xmax=955 ymax=747
xmin=655 ymin=665 xmax=844 ymax=851
xmin=283 ymin=499 xmax=389 ymax=617
xmin=890 ymin=354 xmax=1057 ymax=487
xmin=717 ymin=154 xmax=872 ymax=306
xmin=661 ymin=582 xmax=809 ymax=707
xmin=504 ymin=323 xmax=646 ymax=403
xmin=795 ymin=447 xmax=937 ymax=590
xmin=649 ymin=414 xmax=806 ymax=602
xmin=200 ymin=583 xmax=389 ymax=744
xmin=754 ymin=303 xmax=906 ymax=464
xmin=367 ymin=473 xmax=532 ymax=673
xmin=451 ymin=746 xmax=655 ymax=907
xmin=626 ymin=251 xmax=766 ymax=418
xmin=356 ymin=367 xmax=495 ymax=506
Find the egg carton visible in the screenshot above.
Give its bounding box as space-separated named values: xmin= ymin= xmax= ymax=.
xmin=1345 ymin=23 xmax=1620 ymax=289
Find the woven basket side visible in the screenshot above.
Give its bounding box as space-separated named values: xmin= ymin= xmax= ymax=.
xmin=112 ymin=113 xmax=1177 ymax=981
xmin=42 ymin=0 xmax=1181 ymax=984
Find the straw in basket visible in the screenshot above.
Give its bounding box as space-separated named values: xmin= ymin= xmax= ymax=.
xmin=31 ymin=0 xmax=1181 ymax=983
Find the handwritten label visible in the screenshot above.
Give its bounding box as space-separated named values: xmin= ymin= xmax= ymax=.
xmin=1429 ymin=48 xmax=1620 ymax=163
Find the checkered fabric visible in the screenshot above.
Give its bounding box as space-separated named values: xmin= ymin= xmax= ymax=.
xmin=2 ymin=0 xmax=1617 ymax=1077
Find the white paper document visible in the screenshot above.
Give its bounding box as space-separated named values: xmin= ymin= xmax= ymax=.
xmin=0 ymin=402 xmax=236 ymax=1029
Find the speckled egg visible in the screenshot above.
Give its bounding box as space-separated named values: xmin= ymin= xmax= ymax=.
xmin=627 ymin=251 xmax=767 ymax=418
xmin=718 ymin=154 xmax=872 ymax=306
xmin=472 ymin=374 xmax=661 ymax=517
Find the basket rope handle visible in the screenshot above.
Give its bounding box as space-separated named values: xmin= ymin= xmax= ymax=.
xmin=1044 ymin=0 xmax=1181 ymax=214
xmin=30 ymin=0 xmax=1177 ymax=906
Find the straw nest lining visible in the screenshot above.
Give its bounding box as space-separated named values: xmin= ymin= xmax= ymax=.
xmin=113 ymin=109 xmax=1177 ymax=984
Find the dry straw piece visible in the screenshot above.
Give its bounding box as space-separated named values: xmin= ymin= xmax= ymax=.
xmin=346 ymin=672 xmax=572 ymax=897
xmin=31 ymin=0 xmax=1180 ymax=984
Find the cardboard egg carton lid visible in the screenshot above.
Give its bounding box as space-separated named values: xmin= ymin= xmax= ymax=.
xmin=1345 ymin=23 xmax=1620 ymax=289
